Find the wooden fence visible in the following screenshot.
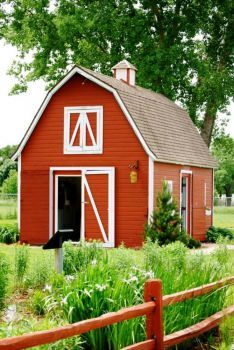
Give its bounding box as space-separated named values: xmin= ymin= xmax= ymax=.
xmin=0 ymin=276 xmax=233 ymax=350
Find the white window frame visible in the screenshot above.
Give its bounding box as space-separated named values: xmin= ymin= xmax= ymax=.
xmin=166 ymin=180 xmax=173 ymax=194
xmin=204 ymin=182 xmax=207 ymax=208
xmin=64 ymin=106 xmax=103 ymax=154
xmin=180 ymin=170 xmax=193 ymax=236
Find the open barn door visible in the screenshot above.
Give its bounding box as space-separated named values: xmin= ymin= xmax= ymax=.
xmin=82 ymin=169 xmax=115 ymax=247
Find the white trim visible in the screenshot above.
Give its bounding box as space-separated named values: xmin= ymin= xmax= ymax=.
xmin=64 ymin=106 xmax=103 ymax=154
xmin=181 ymin=170 xmax=193 ymax=175
xmin=49 ymin=169 xmax=53 ymax=238
xmin=204 ymin=182 xmax=207 ymax=208
xmin=148 ymin=157 xmax=154 ymax=222
xmin=180 ymin=170 xmax=193 ymax=236
xmin=12 ymin=67 xmax=155 ymax=161
xmin=49 ymin=166 xmax=115 ymax=247
xmin=17 ymin=155 xmax=21 ymax=230
xmin=212 ymin=169 xmax=214 ymax=225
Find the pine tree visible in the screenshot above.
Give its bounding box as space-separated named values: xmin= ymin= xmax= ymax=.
xmin=145 ymin=181 xmax=188 ymax=246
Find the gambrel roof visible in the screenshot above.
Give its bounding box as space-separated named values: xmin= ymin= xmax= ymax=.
xmin=13 ymin=66 xmax=217 ymax=168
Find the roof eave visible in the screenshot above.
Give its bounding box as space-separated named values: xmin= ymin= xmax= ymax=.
xmin=12 ymin=66 xmax=156 ymax=162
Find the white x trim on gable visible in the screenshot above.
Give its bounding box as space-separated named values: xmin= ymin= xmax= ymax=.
xmin=64 ymin=106 xmax=103 ymax=154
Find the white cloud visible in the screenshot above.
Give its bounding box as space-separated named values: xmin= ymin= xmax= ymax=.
xmin=0 ymin=41 xmax=233 ymax=148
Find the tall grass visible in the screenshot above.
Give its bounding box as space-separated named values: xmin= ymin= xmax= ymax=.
xmin=0 ymin=252 xmax=9 ymax=309
xmin=14 ymin=244 xmax=29 ymax=286
xmin=42 ymin=241 xmax=233 ymax=349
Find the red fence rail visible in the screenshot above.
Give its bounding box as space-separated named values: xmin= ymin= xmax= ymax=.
xmin=0 ymin=276 xmax=233 ymax=350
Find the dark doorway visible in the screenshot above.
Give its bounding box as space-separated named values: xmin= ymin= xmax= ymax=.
xmin=57 ymin=176 xmax=81 ymax=241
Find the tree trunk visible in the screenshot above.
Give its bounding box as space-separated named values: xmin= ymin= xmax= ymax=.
xmin=225 ymin=186 xmax=232 ymax=207
xmin=200 ymin=110 xmax=216 ymax=147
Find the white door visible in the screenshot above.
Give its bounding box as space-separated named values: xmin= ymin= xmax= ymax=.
xmin=81 ymin=168 xmax=115 ymax=247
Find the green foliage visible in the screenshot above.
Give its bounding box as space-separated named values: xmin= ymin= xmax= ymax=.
xmin=0 ymin=159 xmax=17 ymax=187
xmin=0 ymin=222 xmax=19 ymax=243
xmin=63 ymin=240 xmax=106 ymax=275
xmin=1 ymin=169 xmax=17 ymax=194
xmin=145 ymin=181 xmax=199 ymax=248
xmin=0 ymin=2 xmax=233 ymax=143
xmin=15 ymin=244 xmax=29 ymax=286
xmin=0 ymin=316 xmax=83 ymax=349
xmin=206 ymin=226 xmax=234 ymax=243
xmin=0 ymin=252 xmax=9 ymax=309
xmin=41 ymin=241 xmax=233 ymax=349
xmin=0 ymin=145 xmax=17 ymax=162
xmin=30 ymin=290 xmax=46 ymax=316
xmin=212 ymin=135 xmax=234 ymax=200
xmin=24 ymin=251 xmax=52 ymax=289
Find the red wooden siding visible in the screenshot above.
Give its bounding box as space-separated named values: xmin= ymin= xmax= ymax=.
xmin=154 ymin=163 xmax=213 ymax=241
xmin=20 ymin=74 xmax=148 ymax=247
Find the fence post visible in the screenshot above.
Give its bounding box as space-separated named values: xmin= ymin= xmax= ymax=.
xmin=144 ymin=279 xmax=164 ymax=350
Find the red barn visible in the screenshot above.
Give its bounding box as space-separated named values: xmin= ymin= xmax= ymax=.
xmin=12 ymin=60 xmax=217 ymax=247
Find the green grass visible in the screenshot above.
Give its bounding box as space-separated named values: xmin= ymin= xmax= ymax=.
xmin=214 ymin=206 xmax=234 ymax=229
xmin=0 ymin=198 xmax=17 ymax=221
xmin=0 ymin=241 xmax=233 ymax=349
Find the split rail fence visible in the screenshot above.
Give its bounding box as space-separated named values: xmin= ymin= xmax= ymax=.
xmin=0 ymin=276 xmax=233 ymax=350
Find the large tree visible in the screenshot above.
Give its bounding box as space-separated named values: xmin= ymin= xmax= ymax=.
xmin=212 ymin=135 xmax=234 ymax=205
xmin=0 ymin=0 xmax=233 ymax=146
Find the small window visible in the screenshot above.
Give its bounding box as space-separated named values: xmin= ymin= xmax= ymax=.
xmin=166 ymin=180 xmax=173 ymax=194
xmin=204 ymin=182 xmax=207 ymax=207
xmin=64 ymin=106 xmax=103 ymax=154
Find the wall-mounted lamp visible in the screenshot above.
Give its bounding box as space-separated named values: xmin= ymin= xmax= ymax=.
xmin=129 ymin=161 xmax=139 ymax=184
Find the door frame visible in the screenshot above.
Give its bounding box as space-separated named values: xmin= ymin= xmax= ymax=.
xmin=180 ymin=170 xmax=193 ymax=236
xmin=49 ymin=167 xmax=115 ymax=247
xmin=54 ymin=174 xmax=82 ymax=234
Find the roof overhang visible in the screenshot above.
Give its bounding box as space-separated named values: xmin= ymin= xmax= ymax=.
xmin=12 ymin=66 xmax=156 ymax=161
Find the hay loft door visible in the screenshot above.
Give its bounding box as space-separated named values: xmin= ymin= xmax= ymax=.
xmin=82 ymin=168 xmax=115 ymax=247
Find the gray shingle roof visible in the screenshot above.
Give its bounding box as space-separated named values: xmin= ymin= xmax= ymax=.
xmin=81 ymin=66 xmax=217 ymax=168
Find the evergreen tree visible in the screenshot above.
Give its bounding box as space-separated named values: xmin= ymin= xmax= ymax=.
xmin=145 ymin=181 xmax=188 ymax=246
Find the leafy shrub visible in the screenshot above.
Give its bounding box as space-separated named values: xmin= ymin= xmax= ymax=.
xmin=0 ymin=159 xmax=16 ymax=187
xmin=63 ymin=240 xmax=106 ymax=275
xmin=187 ymin=237 xmax=201 ymax=249
xmin=0 ymin=252 xmax=9 ymax=309
xmin=145 ymin=181 xmax=200 ymax=248
xmin=24 ymin=251 xmax=52 ymax=289
xmin=1 ymin=169 xmax=17 ymax=194
xmin=206 ymin=226 xmax=234 ymax=243
xmin=15 ymin=244 xmax=29 ymax=286
xmin=0 ymin=223 xmax=19 ymax=243
xmin=30 ymin=290 xmax=46 ymax=316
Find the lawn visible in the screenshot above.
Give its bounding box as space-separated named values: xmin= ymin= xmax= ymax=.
xmin=0 ymin=197 xmax=17 ymax=223
xmin=214 ymin=206 xmax=234 ymax=229
xmin=0 ymin=241 xmax=233 ymax=349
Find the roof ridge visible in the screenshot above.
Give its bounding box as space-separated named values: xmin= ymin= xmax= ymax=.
xmin=79 ymin=66 xmax=184 ymax=112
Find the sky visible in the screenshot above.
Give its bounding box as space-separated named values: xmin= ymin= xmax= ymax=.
xmin=0 ymin=41 xmax=233 ymax=148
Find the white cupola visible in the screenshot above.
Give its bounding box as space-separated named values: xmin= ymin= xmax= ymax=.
xmin=112 ymin=59 xmax=137 ymax=86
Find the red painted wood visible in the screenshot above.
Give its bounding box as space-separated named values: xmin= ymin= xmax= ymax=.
xmin=0 ymin=302 xmax=155 ymax=349
xmin=164 ymin=305 xmax=234 ymax=348
xmin=122 ymin=339 xmax=155 ymax=350
xmin=154 ymin=162 xmax=213 ymax=241
xmin=144 ymin=279 xmax=163 ymax=350
xmin=20 ymin=74 xmax=148 ymax=246
xmin=163 ymin=276 xmax=234 ymax=307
